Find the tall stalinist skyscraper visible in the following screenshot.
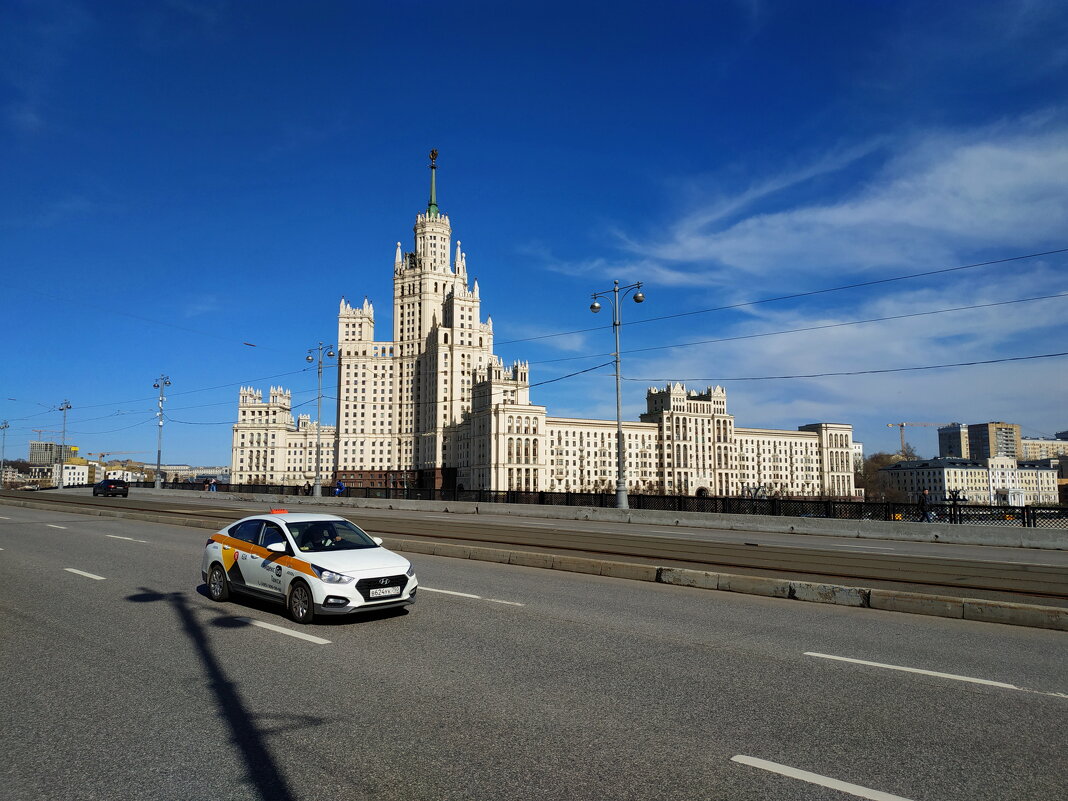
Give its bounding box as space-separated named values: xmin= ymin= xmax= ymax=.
xmin=335 ymin=150 xmax=499 ymax=489
xmin=231 ymin=151 xmax=858 ymax=499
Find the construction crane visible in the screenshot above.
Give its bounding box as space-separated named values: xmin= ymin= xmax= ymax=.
xmin=85 ymin=451 xmax=148 ymax=463
xmin=886 ymin=422 xmax=954 ymax=454
xmin=85 ymin=452 xmax=148 ymax=478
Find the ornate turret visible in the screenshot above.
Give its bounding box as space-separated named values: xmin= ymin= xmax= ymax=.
xmin=338 ymin=295 xmax=375 ymax=344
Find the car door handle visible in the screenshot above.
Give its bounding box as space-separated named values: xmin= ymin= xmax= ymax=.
xmin=222 ymin=545 xmax=231 ymax=550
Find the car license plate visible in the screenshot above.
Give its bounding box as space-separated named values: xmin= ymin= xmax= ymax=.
xmin=369 ymin=586 xmax=401 ymax=598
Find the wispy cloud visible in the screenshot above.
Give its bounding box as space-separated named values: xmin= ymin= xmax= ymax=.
xmin=184 ymin=294 xmax=223 ymax=318
xmin=626 ymin=119 xmax=1068 ymax=283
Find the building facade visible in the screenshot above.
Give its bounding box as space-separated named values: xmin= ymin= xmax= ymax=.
xmin=231 ymin=155 xmax=858 ymax=498
xmin=1020 ymin=434 xmax=1068 ymax=460
xmin=230 ymin=386 xmax=337 ymax=485
xmin=28 ymin=441 xmax=77 ymax=466
xmin=880 ymin=456 xmax=1058 ymax=506
xmin=937 ymin=423 xmax=969 ymax=458
xmin=967 ymin=421 xmax=1021 ymax=460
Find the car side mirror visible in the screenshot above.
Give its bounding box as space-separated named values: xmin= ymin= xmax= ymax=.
xmin=266 ymin=542 xmax=287 ymax=553
xmin=372 ymin=536 xmax=383 ymax=546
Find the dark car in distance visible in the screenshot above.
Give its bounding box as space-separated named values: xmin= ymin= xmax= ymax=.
xmin=93 ymin=479 xmax=129 ymax=497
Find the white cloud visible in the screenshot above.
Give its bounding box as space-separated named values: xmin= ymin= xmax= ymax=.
xmin=627 ymin=121 xmax=1068 ymax=283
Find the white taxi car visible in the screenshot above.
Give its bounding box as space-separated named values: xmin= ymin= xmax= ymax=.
xmin=201 ymin=511 xmax=417 ymax=623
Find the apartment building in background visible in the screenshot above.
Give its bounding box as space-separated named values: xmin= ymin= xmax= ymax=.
xmin=880 ymin=456 xmax=1058 ymax=506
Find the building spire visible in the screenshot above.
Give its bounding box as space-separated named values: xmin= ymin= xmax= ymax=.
xmin=427 ymin=148 xmax=439 ymax=217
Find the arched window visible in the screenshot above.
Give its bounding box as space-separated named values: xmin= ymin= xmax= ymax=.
xmin=507 ymin=438 xmax=514 ymax=461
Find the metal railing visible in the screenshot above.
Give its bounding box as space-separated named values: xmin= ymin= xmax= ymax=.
xmin=135 ymin=482 xmax=1068 ymax=529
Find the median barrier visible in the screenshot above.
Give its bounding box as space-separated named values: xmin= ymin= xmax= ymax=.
xmin=869 ymin=590 xmax=964 ymax=619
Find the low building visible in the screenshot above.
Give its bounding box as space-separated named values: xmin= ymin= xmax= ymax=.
xmin=880 ymin=457 xmax=1058 ymax=506
xmin=29 ymin=463 xmax=89 ymax=487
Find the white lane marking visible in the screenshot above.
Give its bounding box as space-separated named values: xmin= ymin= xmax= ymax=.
xmin=46 ymin=524 xmax=67 ymax=529
xmin=732 ymin=755 xmax=916 ymax=801
xmin=805 ymin=652 xmax=1068 ymax=699
xmin=106 ymin=534 xmax=148 ymax=543
xmin=234 ymin=618 xmax=331 ymax=645
xmin=422 ymin=586 xmax=526 ymax=606
xmin=64 ymin=568 xmax=106 ymax=581
xmin=0 ymin=515 xmax=10 ymax=519
xmin=422 ymin=587 xmax=480 ymax=599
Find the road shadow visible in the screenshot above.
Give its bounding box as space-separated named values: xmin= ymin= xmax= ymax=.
xmin=191 ymin=583 xmax=411 ymax=627
xmin=127 ymin=588 xmax=331 ymax=801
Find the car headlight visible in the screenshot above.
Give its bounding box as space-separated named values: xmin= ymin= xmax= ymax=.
xmin=405 ymin=562 xmax=416 ymax=578
xmin=310 ymin=565 xmax=354 ymax=584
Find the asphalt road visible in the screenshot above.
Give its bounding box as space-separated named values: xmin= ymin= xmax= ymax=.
xmin=1 ymin=504 xmax=1066 ymax=801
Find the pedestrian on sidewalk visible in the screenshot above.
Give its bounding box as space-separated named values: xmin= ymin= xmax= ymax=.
xmin=918 ymin=489 xmax=934 ymax=522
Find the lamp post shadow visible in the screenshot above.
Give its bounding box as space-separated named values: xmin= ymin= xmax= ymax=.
xmin=127 ymin=588 xmax=326 ymax=801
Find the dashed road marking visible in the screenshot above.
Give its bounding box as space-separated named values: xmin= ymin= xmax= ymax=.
xmin=46 ymin=524 xmax=67 ymax=529
xmin=234 ymin=618 xmax=331 ymax=645
xmin=106 ymin=534 xmax=148 ymax=543
xmin=805 ymin=652 xmax=1068 ymax=699
xmin=422 ymin=587 xmax=479 ymax=599
xmin=731 ymin=755 xmax=917 ymax=801
xmin=64 ymin=568 xmax=106 ymax=581
xmin=422 ymin=586 xmax=526 ymax=606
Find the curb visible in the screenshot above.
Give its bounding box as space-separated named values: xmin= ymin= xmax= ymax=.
xmin=383 ymin=536 xmax=1068 ymax=633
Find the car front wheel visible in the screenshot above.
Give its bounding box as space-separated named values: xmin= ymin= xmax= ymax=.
xmin=207 ymin=563 xmax=230 ymax=602
xmin=288 ymin=581 xmax=314 ymax=624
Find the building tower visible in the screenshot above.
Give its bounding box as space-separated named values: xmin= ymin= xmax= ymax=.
xmin=334 ymin=150 xmax=497 ymax=489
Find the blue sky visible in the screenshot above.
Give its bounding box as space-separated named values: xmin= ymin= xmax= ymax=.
xmin=2 ymin=0 xmax=1067 ymax=468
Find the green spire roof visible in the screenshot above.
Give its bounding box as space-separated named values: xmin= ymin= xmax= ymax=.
xmin=427 ymin=148 xmax=439 ymax=216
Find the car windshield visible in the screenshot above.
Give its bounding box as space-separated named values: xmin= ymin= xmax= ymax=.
xmin=288 ymin=519 xmax=378 ymax=553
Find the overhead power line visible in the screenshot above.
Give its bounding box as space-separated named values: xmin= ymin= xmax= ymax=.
xmin=624 ymin=351 xmax=1068 ymax=383
xmin=496 ymin=247 xmax=1068 ymax=346
xmin=530 ymin=291 xmax=1068 ymax=365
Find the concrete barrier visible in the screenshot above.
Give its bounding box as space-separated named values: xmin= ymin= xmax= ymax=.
xmin=264 ymin=494 xmax=1067 ymax=550
xmin=77 ymin=488 xmax=1068 ymax=550
xmin=790 ymin=581 xmax=870 ymax=607
xmin=869 ymin=590 xmax=964 ymax=619
xmin=962 ymin=600 xmax=1068 ymax=631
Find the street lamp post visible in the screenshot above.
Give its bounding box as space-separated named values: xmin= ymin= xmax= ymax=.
xmin=590 ymin=280 xmax=644 ymax=509
xmin=306 ymin=342 xmax=336 ymax=498
xmin=153 ymin=375 xmax=171 ymax=489
xmin=57 ymin=400 xmax=71 ymax=489
xmin=0 ymin=420 xmax=9 ymax=489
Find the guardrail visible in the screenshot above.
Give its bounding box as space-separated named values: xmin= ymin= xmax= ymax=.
xmin=137 ymin=482 xmax=1068 ymax=529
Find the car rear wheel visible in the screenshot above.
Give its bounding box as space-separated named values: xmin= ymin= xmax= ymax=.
xmin=207 ymin=563 xmax=230 ymax=602
xmin=288 ymin=581 xmax=314 ymax=624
